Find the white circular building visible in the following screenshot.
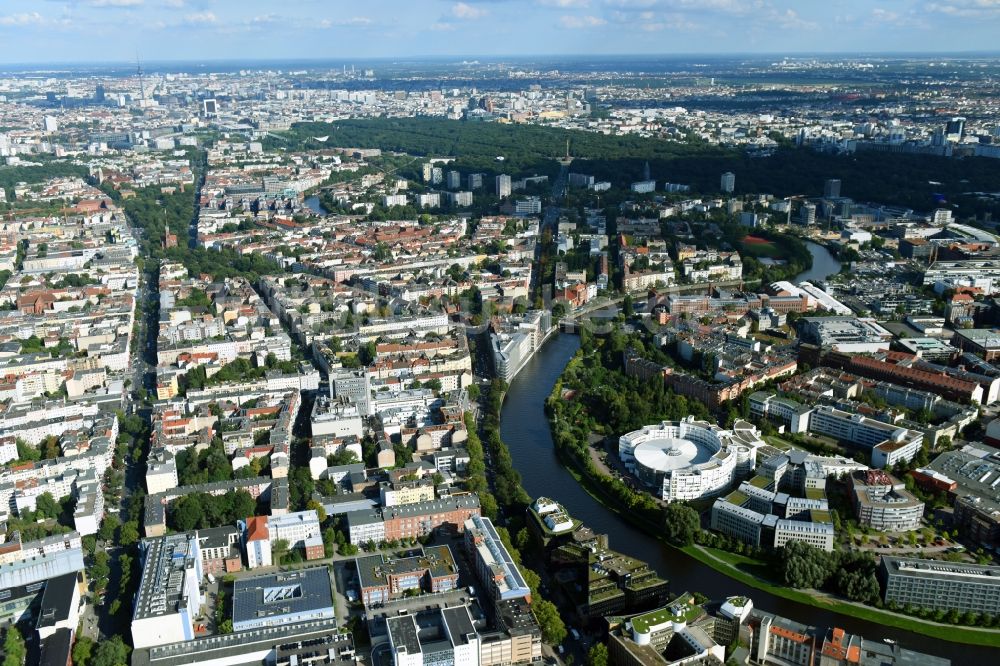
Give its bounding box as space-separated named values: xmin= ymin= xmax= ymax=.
xmin=619 ymin=417 xmax=765 ymax=501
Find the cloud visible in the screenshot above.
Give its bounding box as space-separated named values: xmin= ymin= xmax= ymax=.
xmin=925 ymin=0 xmax=1000 ymax=17
xmin=0 ymin=12 xmax=47 ymax=26
xmin=430 ymin=21 xmax=458 ymax=31
xmin=183 ymin=11 xmax=217 ymax=25
xmin=538 ymin=0 xmax=590 ymax=7
xmin=318 ymin=16 xmax=373 ymax=28
xmin=88 ymin=0 xmax=144 ymax=7
xmin=559 ymin=14 xmax=606 ymax=27
xmin=452 ymin=2 xmax=488 ymax=19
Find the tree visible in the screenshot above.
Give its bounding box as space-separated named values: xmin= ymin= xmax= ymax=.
xmin=586 ymin=643 xmax=609 ymax=666
xmin=622 ymin=294 xmax=634 ymax=318
xmin=34 ymin=492 xmax=60 ymax=519
xmin=98 ymin=514 xmax=120 ymax=542
xmin=306 ymin=499 xmax=327 ymax=523
xmin=171 ymin=494 xmax=205 ymax=531
xmin=91 ymin=636 xmax=130 ymax=666
xmin=2 ymin=626 xmax=26 ymax=666
xmin=218 ymin=620 xmax=233 ymax=634
xmin=663 ymin=503 xmax=700 ymax=546
xmin=532 ymin=599 xmax=567 ymax=645
xmin=273 ymin=538 xmax=290 ymax=563
xmin=119 ymin=520 xmax=140 ymax=547
xmin=72 ymin=636 xmax=96 ymax=666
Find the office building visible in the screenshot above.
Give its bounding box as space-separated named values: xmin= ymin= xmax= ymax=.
xmin=355 ymin=545 xmax=459 ymax=606
xmin=879 ymin=556 xmax=1000 ymax=615
xmin=131 ymin=533 xmax=204 ymax=649
xmin=387 ymin=605 xmax=483 ymax=666
xmin=850 ymin=470 xmax=925 ymax=532
xmin=465 ymin=515 xmax=531 ymax=603
xmin=799 ymin=202 xmax=817 ymax=226
xmin=630 ymin=180 xmax=656 ymax=194
xmin=495 ymin=174 xmax=511 ymax=198
xmin=232 ymin=568 xmax=335 ymax=632
xmin=130 ymin=619 xmax=354 ymax=666
xmin=823 ymin=178 xmax=841 ymax=198
xmin=268 ymin=510 xmax=325 ymax=561
xmin=807 ymin=405 xmax=923 ymax=468
xmin=720 ymin=172 xmax=735 ymax=193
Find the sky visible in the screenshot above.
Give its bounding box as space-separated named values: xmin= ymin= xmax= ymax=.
xmin=2 ymin=0 xmax=1000 ymax=64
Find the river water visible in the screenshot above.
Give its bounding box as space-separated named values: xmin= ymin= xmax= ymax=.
xmin=498 ymin=243 xmax=996 ymax=660
xmin=304 ymin=195 xmax=325 ymax=215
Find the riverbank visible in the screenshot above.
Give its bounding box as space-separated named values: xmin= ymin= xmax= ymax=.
xmin=543 ymin=367 xmax=1000 ymax=648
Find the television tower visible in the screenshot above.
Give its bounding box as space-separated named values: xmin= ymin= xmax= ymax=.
xmin=136 ymin=54 xmax=146 ymax=107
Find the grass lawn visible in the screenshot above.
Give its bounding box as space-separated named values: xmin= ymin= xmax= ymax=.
xmin=686 ymin=545 xmax=1000 ymax=648
xmin=741 ymin=239 xmax=782 ymax=258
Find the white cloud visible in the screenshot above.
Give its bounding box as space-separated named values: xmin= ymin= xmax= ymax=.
xmin=183 ymin=11 xmax=217 ymax=25
xmin=0 ymin=12 xmax=47 ymax=26
xmin=319 ymin=16 xmax=373 ymax=28
xmin=559 ymin=14 xmax=607 ymax=27
xmin=452 ymin=2 xmax=488 ymax=20
xmin=538 ymin=0 xmax=590 ymax=7
xmin=926 ymin=0 xmax=1000 ymax=17
xmin=88 ymin=0 xmax=144 ymax=7
xmin=431 ymin=21 xmax=457 ymax=31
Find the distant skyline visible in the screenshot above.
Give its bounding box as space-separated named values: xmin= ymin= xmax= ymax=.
xmin=3 ymin=1 xmax=1000 ymax=64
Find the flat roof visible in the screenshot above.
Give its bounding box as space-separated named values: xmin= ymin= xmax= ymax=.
xmin=232 ymin=568 xmax=334 ymax=628
xmin=387 ymin=614 xmax=421 ymax=655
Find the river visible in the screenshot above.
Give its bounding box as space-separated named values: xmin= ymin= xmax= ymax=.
xmin=498 ymin=244 xmax=995 ymax=660
xmin=795 ymin=240 xmax=841 ymax=284
xmin=304 ymin=195 xmax=325 ymax=215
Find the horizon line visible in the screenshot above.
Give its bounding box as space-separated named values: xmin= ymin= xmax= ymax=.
xmin=4 ymin=50 xmax=1000 ymax=69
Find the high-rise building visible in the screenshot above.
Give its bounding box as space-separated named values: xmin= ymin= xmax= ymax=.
xmin=799 ymin=203 xmax=816 ymax=226
xmin=496 ymin=174 xmax=511 ymax=198
xmin=468 ymin=173 xmax=484 ymax=190
xmin=446 ymin=170 xmax=461 ymax=189
xmin=946 ymin=117 xmax=966 ymax=140
xmin=720 ymin=172 xmax=735 ymax=193
xmin=823 ymin=178 xmax=841 ymax=198
xmin=431 ymin=167 xmax=443 ymax=185
xmin=94 ymin=84 xmax=106 ymax=103
xmin=202 ymin=98 xmax=218 ymax=116
xmin=422 ymin=163 xmax=433 ymax=182
xmin=43 ymin=116 xmax=58 ymax=133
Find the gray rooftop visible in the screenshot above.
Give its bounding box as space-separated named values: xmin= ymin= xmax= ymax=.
xmin=232 ymin=567 xmax=334 ymax=628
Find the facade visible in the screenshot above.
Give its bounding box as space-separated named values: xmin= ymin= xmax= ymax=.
xmin=355 ymin=545 xmax=459 ymax=606
xmin=807 ymin=405 xmax=923 ymax=467
xmin=850 ymin=471 xmax=925 ymax=532
xmin=198 ymin=525 xmax=243 ymax=575
xmin=244 ymin=516 xmax=272 ymax=569
xmin=619 ymin=417 xmax=765 ymax=501
xmin=878 ymin=556 xmax=1000 ymax=615
xmin=772 ymin=519 xmax=835 ymax=551
xmin=346 ymin=495 xmax=481 ymax=545
xmin=465 ymin=515 xmax=531 ymax=602
xmin=131 ymin=533 xmax=204 ymax=649
xmin=495 ymin=175 xmax=511 ymax=198
xmin=268 ymin=510 xmax=325 ymax=561
xmin=721 ymin=171 xmax=735 ymax=193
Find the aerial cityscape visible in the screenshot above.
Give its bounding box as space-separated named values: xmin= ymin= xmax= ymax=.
xmin=5 ymin=2 xmax=1000 ymax=666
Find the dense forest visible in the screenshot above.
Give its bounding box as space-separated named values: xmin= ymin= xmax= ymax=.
xmin=270 ymin=117 xmax=1000 ymax=219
